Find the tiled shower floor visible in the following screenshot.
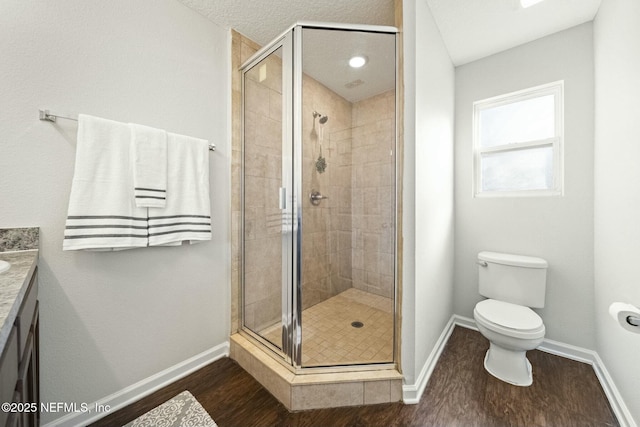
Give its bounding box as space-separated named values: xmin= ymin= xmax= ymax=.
xmin=261 ymin=288 xmax=394 ymax=367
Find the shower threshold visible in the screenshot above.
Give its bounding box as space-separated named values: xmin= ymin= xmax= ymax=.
xmin=230 ymin=333 xmax=403 ymax=411
xmin=231 ymin=288 xmax=401 ymax=410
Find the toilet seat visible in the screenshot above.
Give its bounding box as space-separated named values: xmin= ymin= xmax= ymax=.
xmin=474 ymin=299 xmax=545 ymax=340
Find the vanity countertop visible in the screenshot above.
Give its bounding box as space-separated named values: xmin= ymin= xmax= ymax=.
xmin=0 ymin=235 xmax=38 ymax=354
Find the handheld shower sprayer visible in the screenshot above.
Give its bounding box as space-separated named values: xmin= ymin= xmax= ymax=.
xmin=312 ymin=111 xmax=328 ymax=124
xmin=312 ymin=111 xmax=329 ymax=173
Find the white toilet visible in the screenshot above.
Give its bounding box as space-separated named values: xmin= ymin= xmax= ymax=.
xmin=473 ymin=251 xmax=548 ymax=387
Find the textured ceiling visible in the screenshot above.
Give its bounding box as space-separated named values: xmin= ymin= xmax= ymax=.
xmin=178 ymin=0 xmax=395 ymax=47
xmin=426 ymin=0 xmax=602 ymax=65
xmin=178 ymin=0 xmax=603 ymax=92
xmin=179 ymin=0 xmax=603 ymax=68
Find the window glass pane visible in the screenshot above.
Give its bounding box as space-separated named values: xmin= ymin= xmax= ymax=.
xmin=480 ymin=94 xmax=555 ymax=148
xmin=481 ymin=146 xmax=553 ymax=192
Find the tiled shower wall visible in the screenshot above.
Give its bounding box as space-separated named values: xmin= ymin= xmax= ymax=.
xmin=300 ymin=87 xmax=396 ymax=307
xmin=301 ymin=77 xmax=354 ymax=310
xmin=351 ymin=91 xmax=396 ymax=298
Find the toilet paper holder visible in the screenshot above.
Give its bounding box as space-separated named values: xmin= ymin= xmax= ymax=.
xmin=627 ymin=315 xmax=640 ymax=327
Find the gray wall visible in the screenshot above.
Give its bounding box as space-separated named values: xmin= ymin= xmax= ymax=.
xmin=0 ymin=1 xmax=230 ymax=424
xmin=454 ymin=23 xmax=595 ymax=349
xmin=594 ymin=0 xmax=640 ymax=421
xmin=401 ymin=0 xmax=455 ymax=389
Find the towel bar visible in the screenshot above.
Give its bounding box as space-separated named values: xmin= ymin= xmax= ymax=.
xmin=39 ymin=109 xmax=216 ymax=152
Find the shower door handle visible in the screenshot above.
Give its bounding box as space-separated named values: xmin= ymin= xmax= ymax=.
xmin=279 ymin=187 xmax=287 ymax=210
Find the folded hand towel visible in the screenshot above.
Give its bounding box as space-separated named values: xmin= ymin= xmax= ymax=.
xmin=148 ymin=132 xmax=212 ymax=246
xmin=63 ymin=115 xmax=148 ymax=251
xmin=130 ymin=123 xmax=167 ymax=208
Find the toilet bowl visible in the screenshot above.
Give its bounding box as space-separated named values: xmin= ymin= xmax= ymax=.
xmin=475 ymin=251 xmax=548 ymax=387
xmin=474 ymin=299 xmax=545 ymax=386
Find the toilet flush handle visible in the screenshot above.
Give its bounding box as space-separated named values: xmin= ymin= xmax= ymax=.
xmin=477 ymin=260 xmax=488 ymax=267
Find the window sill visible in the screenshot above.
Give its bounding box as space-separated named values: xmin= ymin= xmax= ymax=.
xmin=474 ymin=189 xmax=563 ymax=198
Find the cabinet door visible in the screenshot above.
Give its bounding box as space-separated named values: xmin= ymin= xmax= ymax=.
xmin=0 ymin=327 xmax=19 ymax=427
xmin=17 ymin=317 xmax=38 ymax=427
xmin=17 ymin=272 xmax=37 ymax=362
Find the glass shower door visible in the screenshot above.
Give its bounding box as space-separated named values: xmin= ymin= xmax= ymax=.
xmin=242 ymin=41 xmax=292 ymax=359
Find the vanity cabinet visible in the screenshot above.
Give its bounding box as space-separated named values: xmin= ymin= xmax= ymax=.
xmin=0 ymin=268 xmax=39 ymax=427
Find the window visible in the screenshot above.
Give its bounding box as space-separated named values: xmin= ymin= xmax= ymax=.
xmin=473 ymin=81 xmax=563 ymax=197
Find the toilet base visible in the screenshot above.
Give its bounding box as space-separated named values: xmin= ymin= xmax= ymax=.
xmin=483 ymin=343 xmax=533 ymax=387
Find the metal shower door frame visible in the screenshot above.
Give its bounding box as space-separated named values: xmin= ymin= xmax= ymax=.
xmin=239 ymin=31 xmax=295 ymax=366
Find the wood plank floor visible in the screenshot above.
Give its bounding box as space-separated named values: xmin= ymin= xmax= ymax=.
xmin=90 ymin=326 xmax=618 ymax=427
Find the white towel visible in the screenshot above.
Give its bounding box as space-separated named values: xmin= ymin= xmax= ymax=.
xmin=148 ymin=132 xmax=212 ymax=246
xmin=63 ymin=115 xmax=148 ymax=251
xmin=130 ymin=123 xmax=167 ymax=208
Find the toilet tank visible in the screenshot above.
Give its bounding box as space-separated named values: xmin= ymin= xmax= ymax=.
xmin=478 ymin=251 xmax=548 ymax=308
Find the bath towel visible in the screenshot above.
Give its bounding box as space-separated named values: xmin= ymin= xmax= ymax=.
xmin=63 ymin=115 xmax=148 ymax=251
xmin=130 ymin=123 xmax=167 ymax=208
xmin=148 ymin=132 xmax=212 ymax=246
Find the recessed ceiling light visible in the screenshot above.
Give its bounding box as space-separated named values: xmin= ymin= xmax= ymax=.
xmin=349 ymin=55 xmax=367 ymax=68
xmin=520 ymin=0 xmax=544 ymax=8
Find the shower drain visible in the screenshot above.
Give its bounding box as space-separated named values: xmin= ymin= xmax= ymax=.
xmin=351 ymin=321 xmax=364 ymax=328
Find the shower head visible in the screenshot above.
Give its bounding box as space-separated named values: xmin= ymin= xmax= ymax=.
xmin=313 ymin=111 xmax=329 ymax=124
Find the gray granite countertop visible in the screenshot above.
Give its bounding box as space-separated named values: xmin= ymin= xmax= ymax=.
xmin=0 ymin=227 xmax=39 ymax=354
xmin=0 ymin=250 xmax=38 ymax=353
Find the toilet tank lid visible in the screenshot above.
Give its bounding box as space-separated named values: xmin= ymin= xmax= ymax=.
xmin=478 ymin=251 xmax=548 ymax=269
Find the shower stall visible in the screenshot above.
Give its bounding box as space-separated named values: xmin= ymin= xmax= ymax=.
xmin=240 ymin=22 xmax=397 ymax=371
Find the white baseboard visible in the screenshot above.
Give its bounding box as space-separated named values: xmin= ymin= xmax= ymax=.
xmin=590 ymin=352 xmax=637 ymax=427
xmin=402 ymin=316 xmax=456 ymax=404
xmin=452 ymin=316 xmax=637 ymax=427
xmin=43 ymin=341 xmax=230 ymax=427
xmin=451 ymin=314 xmax=477 ymax=331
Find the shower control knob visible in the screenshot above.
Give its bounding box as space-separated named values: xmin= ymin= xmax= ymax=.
xmin=309 ymin=190 xmax=328 ymax=206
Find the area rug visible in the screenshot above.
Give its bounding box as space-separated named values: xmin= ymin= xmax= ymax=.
xmin=124 ymin=390 xmax=217 ymax=427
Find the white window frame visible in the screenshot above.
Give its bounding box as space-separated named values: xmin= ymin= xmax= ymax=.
xmin=473 ymin=81 xmax=564 ymax=198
